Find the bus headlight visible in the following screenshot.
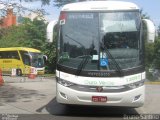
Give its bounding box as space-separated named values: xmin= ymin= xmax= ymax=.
xmin=57 ymin=78 xmax=75 ymax=87
xmin=125 ymin=80 xmax=145 ymax=89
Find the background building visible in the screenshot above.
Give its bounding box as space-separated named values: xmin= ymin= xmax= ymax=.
xmin=0 ymin=8 xmax=16 ymax=28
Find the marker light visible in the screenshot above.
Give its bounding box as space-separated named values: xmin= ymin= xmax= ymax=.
xmin=60 ymin=11 xmax=67 ymax=20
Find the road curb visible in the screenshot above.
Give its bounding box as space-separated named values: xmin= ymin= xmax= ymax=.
xmin=145 ymin=82 xmax=160 ymax=85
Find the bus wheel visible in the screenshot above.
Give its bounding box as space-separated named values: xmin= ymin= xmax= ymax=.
xmin=16 ymin=69 xmax=22 ymax=76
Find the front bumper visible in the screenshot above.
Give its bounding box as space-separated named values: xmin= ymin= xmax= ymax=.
xmin=37 ymin=70 xmax=45 ymax=75
xmin=56 ymin=84 xmax=145 ymax=107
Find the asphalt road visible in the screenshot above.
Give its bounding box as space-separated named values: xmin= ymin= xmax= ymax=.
xmin=0 ymin=76 xmax=160 ymax=120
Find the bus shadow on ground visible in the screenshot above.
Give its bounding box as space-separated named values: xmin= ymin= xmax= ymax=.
xmin=36 ymin=97 xmax=139 ymax=117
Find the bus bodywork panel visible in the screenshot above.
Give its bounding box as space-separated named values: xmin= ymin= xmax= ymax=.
xmin=56 ymin=71 xmax=145 ymax=107
xmin=62 ymin=1 xmax=139 ymax=11
xmin=57 ymin=84 xmax=144 ymax=107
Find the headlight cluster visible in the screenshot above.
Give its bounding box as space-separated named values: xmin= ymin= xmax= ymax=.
xmin=57 ymin=78 xmax=75 ymax=87
xmin=125 ymin=80 xmax=145 ymax=89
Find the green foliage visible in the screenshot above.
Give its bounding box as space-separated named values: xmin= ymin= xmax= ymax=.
xmin=145 ymin=38 xmax=160 ymax=81
xmin=26 ymin=0 xmax=50 ymax=5
xmin=153 ymin=38 xmax=160 ymax=68
xmin=145 ymin=37 xmax=160 ymax=68
xmin=21 ymin=18 xmax=47 ymax=49
xmin=53 ymin=0 xmax=76 ymax=7
xmin=145 ymin=42 xmax=155 ymax=68
xmin=0 ymin=18 xmax=47 ymax=49
xmin=53 ymin=0 xmax=86 ymax=7
xmin=18 ymin=0 xmax=86 ymax=7
xmin=140 ymin=9 xmax=150 ymax=19
xmin=158 ymin=25 xmax=160 ymax=37
xmin=0 ymin=26 xmax=26 ymax=47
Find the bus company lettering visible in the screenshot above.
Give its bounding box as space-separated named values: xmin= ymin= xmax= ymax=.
xmin=84 ymin=80 xmax=114 ymax=86
xmin=3 ymin=60 xmax=12 ymax=63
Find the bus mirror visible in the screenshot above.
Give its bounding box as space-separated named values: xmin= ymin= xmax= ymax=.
xmin=47 ymin=20 xmax=58 ymax=43
xmin=24 ymin=53 xmax=31 ymax=59
xmin=43 ymin=55 xmax=48 ymax=63
xmin=142 ymin=19 xmax=156 ymax=43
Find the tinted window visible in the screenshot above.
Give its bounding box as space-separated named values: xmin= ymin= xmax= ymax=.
xmin=29 ymin=52 xmax=45 ymax=68
xmin=58 ymin=11 xmax=142 ymax=71
xmin=0 ymin=51 xmax=20 ymax=60
xmin=59 ymin=12 xmax=99 ymax=70
xmin=20 ymin=51 xmax=31 ymax=66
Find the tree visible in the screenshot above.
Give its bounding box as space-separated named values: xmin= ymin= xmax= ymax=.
xmin=0 ymin=25 xmax=27 ymax=47
xmin=158 ymin=25 xmax=160 ymax=38
xmin=0 ymin=18 xmax=46 ymax=48
xmin=145 ymin=42 xmax=155 ymax=68
xmin=53 ymin=0 xmax=86 ymax=7
xmin=152 ymin=38 xmax=160 ymax=68
xmin=21 ymin=18 xmax=47 ymax=49
xmin=0 ymin=1 xmax=48 ymax=20
xmin=140 ymin=9 xmax=150 ymax=19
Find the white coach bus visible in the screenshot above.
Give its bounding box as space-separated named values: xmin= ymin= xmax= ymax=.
xmin=47 ymin=1 xmax=155 ymax=107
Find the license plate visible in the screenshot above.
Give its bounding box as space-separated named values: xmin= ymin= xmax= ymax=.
xmin=92 ymin=96 xmax=107 ymax=102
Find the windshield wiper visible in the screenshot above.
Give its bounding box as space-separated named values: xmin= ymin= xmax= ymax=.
xmin=102 ymin=45 xmax=124 ymax=77
xmin=76 ymin=55 xmax=90 ymax=76
xmin=64 ymin=34 xmax=89 ymax=76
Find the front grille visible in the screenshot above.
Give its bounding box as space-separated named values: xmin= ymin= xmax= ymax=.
xmin=69 ymin=85 xmax=130 ymax=93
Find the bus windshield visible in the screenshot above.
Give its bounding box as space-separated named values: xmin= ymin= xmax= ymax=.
xmin=29 ymin=52 xmax=45 ymax=68
xmin=58 ymin=11 xmax=143 ymax=71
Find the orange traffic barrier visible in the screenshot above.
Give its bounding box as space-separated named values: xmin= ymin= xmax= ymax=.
xmin=28 ymin=67 xmax=37 ymax=79
xmin=0 ymin=68 xmax=4 ymax=86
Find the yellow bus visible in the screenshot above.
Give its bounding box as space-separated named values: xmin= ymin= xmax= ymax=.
xmin=0 ymin=47 xmax=47 ymax=76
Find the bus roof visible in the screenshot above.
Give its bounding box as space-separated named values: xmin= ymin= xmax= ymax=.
xmin=62 ymin=1 xmax=139 ymax=11
xmin=0 ymin=47 xmax=41 ymax=53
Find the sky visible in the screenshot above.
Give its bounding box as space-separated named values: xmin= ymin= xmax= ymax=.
xmin=126 ymin=0 xmax=160 ymax=27
xmin=43 ymin=0 xmax=160 ymax=27
xmin=1 ymin=0 xmax=160 ymax=27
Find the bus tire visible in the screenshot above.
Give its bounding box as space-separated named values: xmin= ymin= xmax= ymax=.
xmin=16 ymin=69 xmax=22 ymax=76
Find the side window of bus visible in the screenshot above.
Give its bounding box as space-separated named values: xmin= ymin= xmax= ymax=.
xmin=0 ymin=52 xmax=3 ymax=58
xmin=0 ymin=51 xmax=20 ymax=60
xmin=20 ymin=51 xmax=31 ymax=66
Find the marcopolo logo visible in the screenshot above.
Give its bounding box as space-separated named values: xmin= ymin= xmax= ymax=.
xmin=96 ymin=86 xmax=103 ymax=92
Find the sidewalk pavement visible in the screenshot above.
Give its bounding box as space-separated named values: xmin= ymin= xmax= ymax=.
xmin=2 ymin=76 xmax=55 ymax=83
